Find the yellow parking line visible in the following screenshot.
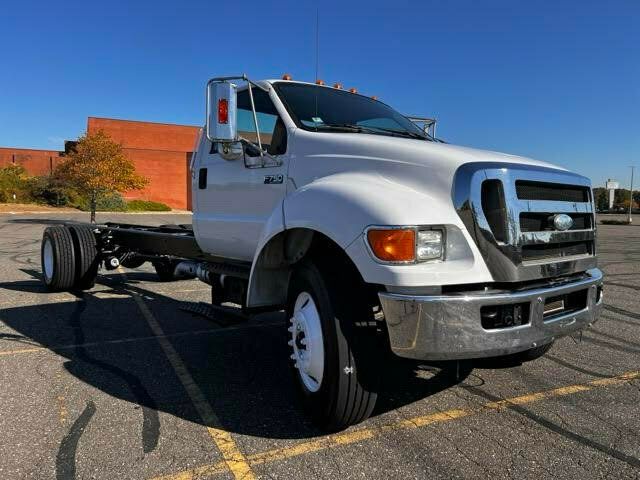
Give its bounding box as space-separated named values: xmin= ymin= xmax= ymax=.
xmin=151 ymin=369 xmax=640 ymax=480
xmin=0 ymin=346 xmax=45 ymax=356
xmin=56 ymin=395 xmax=68 ymax=425
xmin=129 ymin=286 xmax=256 ymax=480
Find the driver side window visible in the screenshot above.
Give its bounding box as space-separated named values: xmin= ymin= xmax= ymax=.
xmin=237 ymin=89 xmax=287 ymax=156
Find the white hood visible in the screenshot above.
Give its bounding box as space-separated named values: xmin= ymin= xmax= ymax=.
xmin=290 ymin=130 xmax=568 ymax=209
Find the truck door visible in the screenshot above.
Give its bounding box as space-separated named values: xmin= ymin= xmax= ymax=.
xmin=192 ymin=87 xmax=288 ymax=261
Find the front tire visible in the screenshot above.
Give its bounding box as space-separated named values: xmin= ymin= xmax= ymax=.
xmin=41 ymin=226 xmax=76 ymax=291
xmin=287 ymin=261 xmax=379 ymax=431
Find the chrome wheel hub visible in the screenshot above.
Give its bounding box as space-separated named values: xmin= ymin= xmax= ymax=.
xmin=289 ymin=292 xmax=324 ymax=393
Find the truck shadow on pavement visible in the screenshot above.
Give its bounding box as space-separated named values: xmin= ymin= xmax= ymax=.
xmin=1 ymin=270 xmax=473 ymax=447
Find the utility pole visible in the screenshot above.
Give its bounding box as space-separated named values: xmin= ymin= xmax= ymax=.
xmin=628 ymin=166 xmax=635 ymax=224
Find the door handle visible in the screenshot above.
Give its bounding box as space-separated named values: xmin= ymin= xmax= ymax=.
xmin=198 ymin=168 xmax=207 ymax=189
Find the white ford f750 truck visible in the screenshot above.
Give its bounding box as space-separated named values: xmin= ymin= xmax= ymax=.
xmin=40 ymin=75 xmax=603 ymax=430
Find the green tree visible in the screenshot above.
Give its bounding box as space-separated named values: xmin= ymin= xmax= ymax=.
xmin=613 ymin=189 xmax=630 ymax=210
xmin=55 ymin=130 xmax=148 ymax=222
xmin=0 ymin=164 xmax=30 ymax=202
xmin=595 ymin=189 xmax=608 ymax=212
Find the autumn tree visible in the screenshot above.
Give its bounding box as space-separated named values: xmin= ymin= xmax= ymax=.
xmin=55 ymin=130 xmax=148 ymax=222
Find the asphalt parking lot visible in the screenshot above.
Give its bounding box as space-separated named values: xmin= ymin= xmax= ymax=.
xmin=1 ymin=212 xmax=639 ymax=480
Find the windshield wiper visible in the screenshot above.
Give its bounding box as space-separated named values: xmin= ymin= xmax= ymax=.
xmin=318 ymin=123 xmax=428 ymax=140
xmin=361 ymin=125 xmax=429 ymax=140
xmin=312 ymin=124 xmax=365 ymax=133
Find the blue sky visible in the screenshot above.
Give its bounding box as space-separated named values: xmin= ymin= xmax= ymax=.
xmin=1 ymin=0 xmax=638 ymax=187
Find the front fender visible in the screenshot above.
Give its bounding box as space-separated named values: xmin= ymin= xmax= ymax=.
xmin=284 ymin=171 xmax=453 ymax=246
xmin=247 ymin=172 xmax=493 ymax=307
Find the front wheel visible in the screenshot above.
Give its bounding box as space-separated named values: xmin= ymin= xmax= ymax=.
xmin=287 ymin=261 xmax=380 ymax=431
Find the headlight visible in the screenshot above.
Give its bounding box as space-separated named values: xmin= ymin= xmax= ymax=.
xmin=417 ymin=230 xmax=443 ymax=261
xmin=366 ymin=227 xmax=445 ymax=264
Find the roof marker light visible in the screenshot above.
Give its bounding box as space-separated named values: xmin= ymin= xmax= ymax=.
xmin=349 ymin=87 xmax=358 ymax=93
xmin=333 ymin=83 xmax=343 ymax=89
xmin=282 ymin=73 xmax=292 ymax=80
xmin=315 ymin=79 xmax=325 ymax=85
xmin=371 ymin=95 xmax=378 ymax=100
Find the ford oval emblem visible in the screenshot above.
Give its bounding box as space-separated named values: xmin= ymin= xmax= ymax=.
xmin=554 ymin=214 xmax=574 ymax=231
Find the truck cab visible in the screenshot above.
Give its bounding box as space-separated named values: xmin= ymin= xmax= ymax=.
xmin=190 ymin=75 xmax=602 ymax=427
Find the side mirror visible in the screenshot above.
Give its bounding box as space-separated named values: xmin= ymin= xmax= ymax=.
xmin=206 ymin=81 xmax=238 ymax=143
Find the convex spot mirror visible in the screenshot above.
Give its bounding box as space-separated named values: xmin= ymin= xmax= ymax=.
xmin=219 ymin=142 xmax=244 ymax=161
xmin=206 ymin=81 xmax=238 ymax=143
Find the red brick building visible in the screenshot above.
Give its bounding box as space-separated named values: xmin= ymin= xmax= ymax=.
xmin=0 ymin=117 xmax=201 ymax=210
xmin=0 ymin=147 xmax=64 ymax=176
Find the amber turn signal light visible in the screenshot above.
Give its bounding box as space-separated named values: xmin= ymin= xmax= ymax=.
xmin=367 ymin=229 xmax=415 ymax=262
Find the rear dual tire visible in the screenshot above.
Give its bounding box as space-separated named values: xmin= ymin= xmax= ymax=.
xmin=41 ymin=225 xmax=99 ymax=291
xmin=70 ymin=224 xmax=99 ymax=289
xmin=42 ymin=226 xmax=76 ymax=291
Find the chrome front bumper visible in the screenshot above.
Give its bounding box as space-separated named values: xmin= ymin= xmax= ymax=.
xmin=378 ymin=268 xmax=603 ymax=361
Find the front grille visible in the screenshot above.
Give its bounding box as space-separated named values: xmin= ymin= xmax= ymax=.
xmin=453 ymin=163 xmax=597 ymax=282
xmin=516 ymin=181 xmax=590 ymax=203
xmin=519 ymin=212 xmax=592 ymax=232
xmin=521 ymin=241 xmax=591 ymax=261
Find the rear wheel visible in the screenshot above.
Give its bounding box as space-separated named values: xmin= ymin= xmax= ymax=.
xmin=287 ymin=260 xmax=380 ymax=431
xmin=68 ymin=224 xmax=99 ymax=290
xmin=41 ymin=226 xmax=76 ymax=291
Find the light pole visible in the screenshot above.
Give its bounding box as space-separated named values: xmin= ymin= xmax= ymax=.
xmin=628 ymin=166 xmax=635 ymax=224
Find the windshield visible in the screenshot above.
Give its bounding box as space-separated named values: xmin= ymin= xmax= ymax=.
xmin=274 ymin=82 xmax=432 ymax=141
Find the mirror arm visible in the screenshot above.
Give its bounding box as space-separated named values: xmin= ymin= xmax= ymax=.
xmin=207 ymin=75 xmax=270 ymax=92
xmin=246 ymin=82 xmax=264 ymax=157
